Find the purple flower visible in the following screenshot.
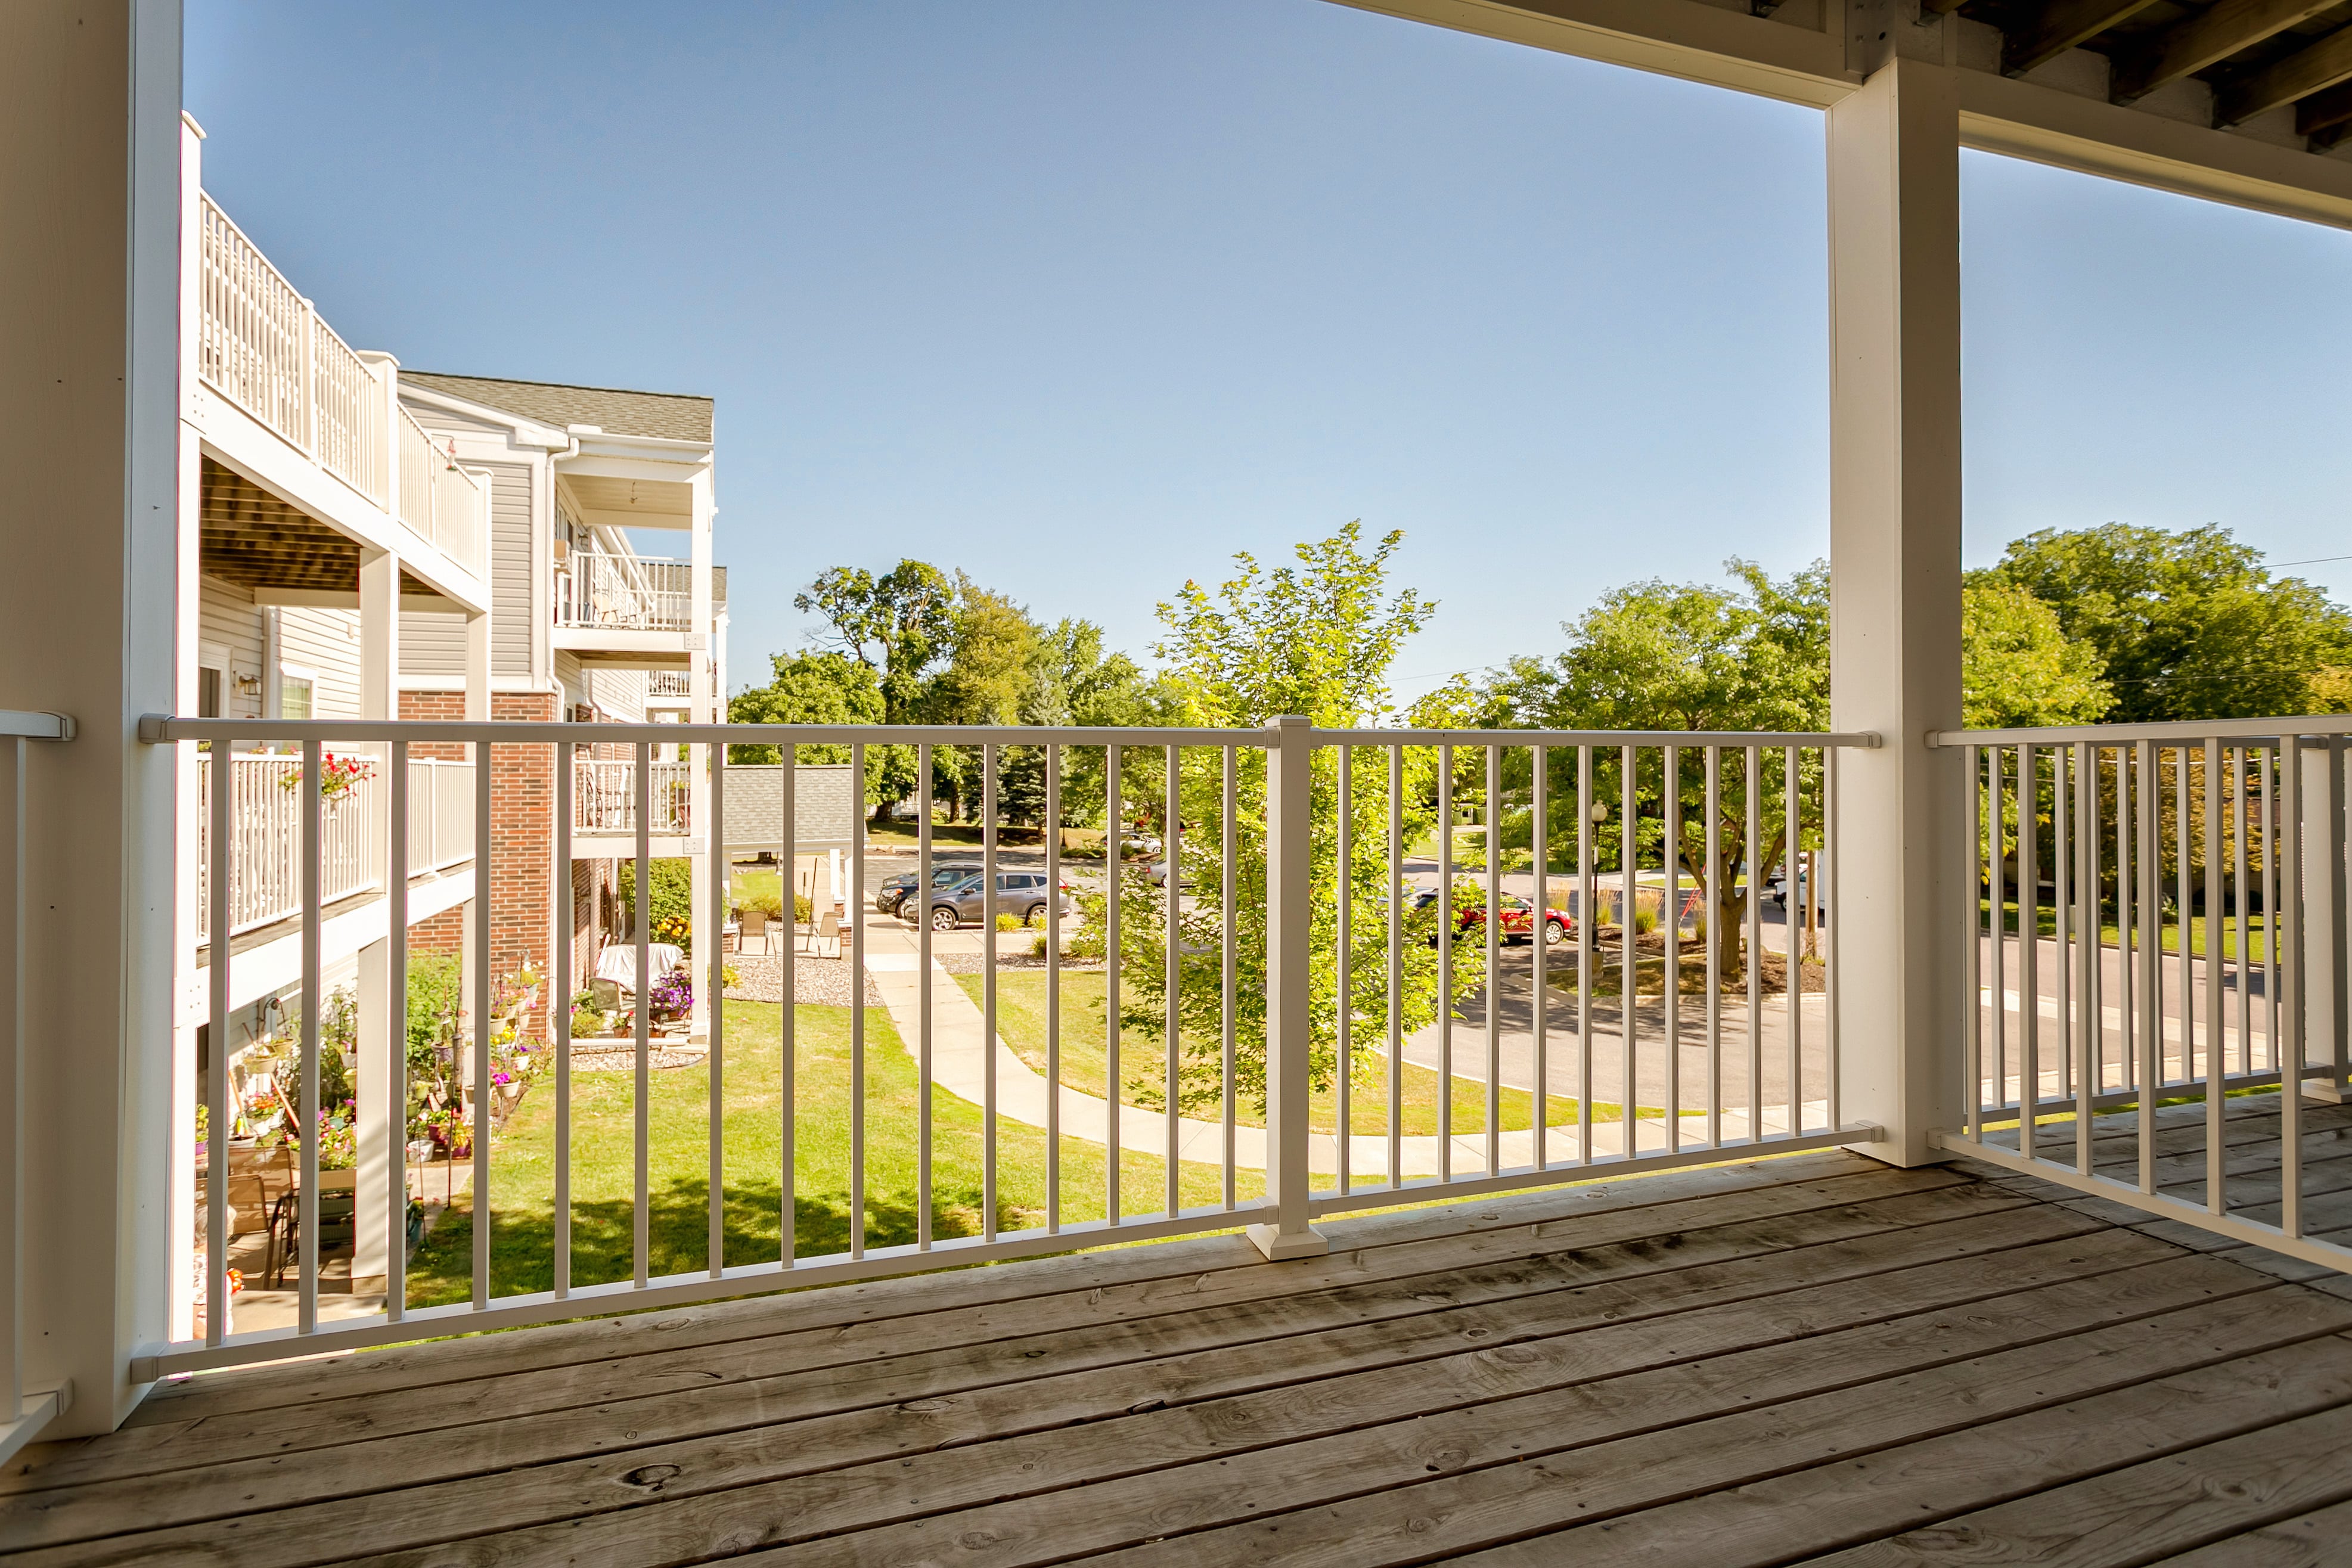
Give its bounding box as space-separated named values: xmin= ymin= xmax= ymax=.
xmin=491 ymin=1071 xmax=512 ymax=1086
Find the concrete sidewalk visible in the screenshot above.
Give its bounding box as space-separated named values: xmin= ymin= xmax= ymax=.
xmin=859 ymin=926 xmax=1820 ymax=1178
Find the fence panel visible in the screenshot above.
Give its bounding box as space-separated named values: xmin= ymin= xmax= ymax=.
xmin=147 ymin=715 xmax=1875 ymax=1376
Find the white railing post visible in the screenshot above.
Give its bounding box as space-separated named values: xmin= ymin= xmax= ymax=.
xmin=298 ymin=297 xmax=317 ymax=458
xmin=1247 ymin=715 xmax=1328 ymax=1261
xmin=2301 ymin=737 xmax=2348 ymax=1100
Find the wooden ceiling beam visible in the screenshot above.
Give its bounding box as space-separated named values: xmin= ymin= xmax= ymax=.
xmin=1919 ymin=0 xmax=1969 ymax=13
xmin=2003 ymin=0 xmax=2166 ymax=77
xmin=2109 ymin=0 xmax=2341 ymax=104
xmin=2297 ymin=75 xmax=2352 ymax=133
xmin=2216 ymin=20 xmax=2352 ymax=124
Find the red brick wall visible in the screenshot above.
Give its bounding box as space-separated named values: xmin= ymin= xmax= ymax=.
xmin=402 ymin=688 xmax=557 ymax=1041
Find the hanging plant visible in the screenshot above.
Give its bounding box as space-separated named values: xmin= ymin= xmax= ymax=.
xmin=278 ymin=752 xmax=377 ymax=802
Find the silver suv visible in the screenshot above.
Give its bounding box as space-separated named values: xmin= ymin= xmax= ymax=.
xmin=918 ymin=870 xmax=1073 ymax=930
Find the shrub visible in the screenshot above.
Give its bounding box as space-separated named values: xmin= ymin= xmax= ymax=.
xmin=995 ymin=912 xmax=1023 ymax=932
xmin=795 ymin=892 xmax=813 ymax=924
xmin=570 ymin=1007 xmax=606 ymax=1039
xmin=618 ymin=859 xmax=694 ymax=937
xmin=1633 ymin=906 xmax=1659 ymax=936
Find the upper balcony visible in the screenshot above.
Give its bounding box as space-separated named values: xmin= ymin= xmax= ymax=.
xmin=550 ymin=539 xmax=724 ymax=667
xmin=185 ymin=151 xmax=489 ymax=613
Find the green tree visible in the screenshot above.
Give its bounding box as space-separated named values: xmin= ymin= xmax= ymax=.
xmin=726 ymin=650 xmax=917 ymax=817
xmin=1493 ymin=560 xmax=1829 ymax=982
xmin=1960 ymin=573 xmax=2114 ymax=729
xmin=921 ymin=580 xmax=1044 ymax=821
xmin=1103 ymin=523 xmax=1467 ymax=1116
xmin=1990 ymin=523 xmax=2352 ymax=722
xmin=1026 ymin=617 xmax=1180 ymax=828
xmin=795 ymin=559 xmax=960 ymax=726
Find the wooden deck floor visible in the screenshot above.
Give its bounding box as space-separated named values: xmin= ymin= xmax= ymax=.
xmin=11 ymin=1098 xmax=2352 ymax=1566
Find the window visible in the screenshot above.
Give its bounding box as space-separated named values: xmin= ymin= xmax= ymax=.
xmin=196 ymin=666 xmax=222 ymax=719
xmin=280 ymin=675 xmax=312 ymax=721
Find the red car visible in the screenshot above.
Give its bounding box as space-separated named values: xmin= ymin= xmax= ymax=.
xmin=1416 ymin=890 xmax=1572 ymax=945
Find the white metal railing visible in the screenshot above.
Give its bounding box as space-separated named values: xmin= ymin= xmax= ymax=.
xmin=574 ymin=756 xmax=693 ymax=835
xmin=196 ymin=195 xmax=306 ymax=442
xmin=142 ymin=713 xmax=1873 ymax=1374
xmin=196 ymin=192 xmax=387 ymax=505
xmin=194 ymin=753 xmax=381 ymax=934
xmin=407 ymin=757 xmax=476 ymax=875
xmin=309 ymin=319 xmax=384 ymax=504
xmin=554 ymin=551 xmax=694 ymax=632
xmin=395 ymin=405 xmax=484 ymax=572
xmin=1 ymin=712 xmax=73 ymax=1461
xmin=1930 ymin=715 xmax=2352 ymax=1272
xmin=191 ymin=754 xmax=472 ymax=934
xmin=645 ymin=670 xmax=692 ymax=700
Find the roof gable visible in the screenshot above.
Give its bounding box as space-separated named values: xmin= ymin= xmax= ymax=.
xmin=401 ymin=371 xmax=712 ymax=445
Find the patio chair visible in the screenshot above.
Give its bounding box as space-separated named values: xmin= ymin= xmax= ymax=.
xmin=805 ymin=911 xmax=840 ymax=960
xmin=265 ymin=1168 xmax=359 ymax=1288
xmin=740 ymin=906 xmax=769 ymax=954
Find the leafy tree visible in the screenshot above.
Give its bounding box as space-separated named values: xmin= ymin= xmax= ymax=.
xmin=725 ymin=650 xmax=917 ymax=817
xmin=1025 ymin=617 xmax=1180 ymax=828
xmin=795 ymin=559 xmax=959 ymax=725
xmin=1491 ymin=560 xmax=1828 ymax=981
xmin=920 ymin=580 xmax=1042 ymax=821
xmin=1104 ymin=523 xmax=1467 ymax=1115
xmin=1960 ymin=573 xmax=2112 ymax=729
xmin=1990 ymin=524 xmax=2352 ymax=722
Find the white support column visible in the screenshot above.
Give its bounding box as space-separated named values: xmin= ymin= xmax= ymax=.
xmin=1827 ymin=57 xmax=1966 ymax=1168
xmin=166 ymin=107 xmax=205 ymax=1349
xmin=687 ymin=470 xmax=713 ymax=1041
xmin=0 ymin=0 xmax=184 ymax=1434
xmin=353 ymin=546 xmax=399 ymax=1287
xmin=463 ymin=611 xmax=490 ymax=725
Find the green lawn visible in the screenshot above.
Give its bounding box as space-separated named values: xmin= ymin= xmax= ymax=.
xmin=406 ymin=1000 xmax=1258 ymax=1308
xmin=959 ymin=970 xmax=1619 ymax=1135
xmin=1984 ymin=899 xmax=2274 ymax=962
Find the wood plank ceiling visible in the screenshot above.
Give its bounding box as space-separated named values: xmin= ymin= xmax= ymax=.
xmin=199 ymin=457 xmax=432 ymax=597
xmin=1927 ymin=0 xmax=2352 ymax=144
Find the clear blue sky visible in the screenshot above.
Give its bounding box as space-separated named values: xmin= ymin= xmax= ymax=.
xmin=186 ymin=1 xmax=2352 ymax=703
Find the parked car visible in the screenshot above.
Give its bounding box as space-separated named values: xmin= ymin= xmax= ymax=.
xmin=876 ymin=862 xmax=982 ymax=915
xmin=919 ymin=870 xmax=1075 ymax=930
xmin=1411 ymin=889 xmax=1573 ymax=945
xmin=1763 ymin=867 xmax=1829 ymax=918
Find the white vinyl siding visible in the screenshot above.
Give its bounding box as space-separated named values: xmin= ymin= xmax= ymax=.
xmin=198 ymin=576 xmax=269 ymax=721
xmin=400 ymin=604 xmax=465 ymax=681
xmin=395 ymin=457 xmax=532 ymax=684
xmin=485 ymin=459 xmax=533 ymax=679
xmin=276 ymin=604 xmax=364 ymax=719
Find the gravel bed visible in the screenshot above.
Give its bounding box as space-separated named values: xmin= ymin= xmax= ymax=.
xmin=934 ymin=951 xmax=1104 ymax=975
xmin=724 ymin=950 xmax=883 ymax=1007
xmin=569 ymin=1046 xmax=708 ymax=1072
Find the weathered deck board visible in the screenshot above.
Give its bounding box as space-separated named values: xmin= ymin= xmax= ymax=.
xmin=13 ymin=1103 xmax=2352 ymax=1568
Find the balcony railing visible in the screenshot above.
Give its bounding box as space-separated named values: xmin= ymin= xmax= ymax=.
xmin=553 ymin=551 xmax=693 ymax=632
xmin=196 ymin=192 xmax=386 ymax=506
xmin=395 ymin=405 xmax=484 ymax=571
xmin=573 ymin=755 xmax=693 ymax=836
xmin=148 ymin=714 xmax=1876 ymax=1373
xmin=193 ymin=753 xmax=473 ymax=936
xmin=644 ymin=670 xmax=692 ymax=700
xmin=1932 ymin=714 xmax=2352 ymax=1272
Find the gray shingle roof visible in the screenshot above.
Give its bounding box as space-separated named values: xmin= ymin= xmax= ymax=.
xmin=401 ymin=371 xmax=713 ymax=445
xmin=723 ymin=764 xmax=857 ymax=852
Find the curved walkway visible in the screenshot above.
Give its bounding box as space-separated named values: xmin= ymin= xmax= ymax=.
xmin=860 ymin=927 xmax=1817 ymax=1177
